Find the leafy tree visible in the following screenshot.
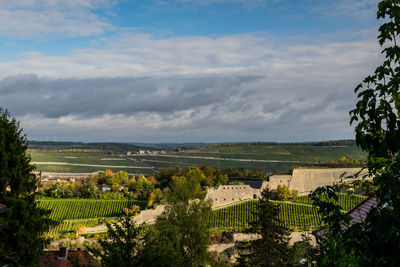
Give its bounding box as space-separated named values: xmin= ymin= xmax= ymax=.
xmin=140 ymin=168 xmax=212 ymax=266
xmin=87 ymin=216 xmax=144 ymax=267
xmin=0 ymin=108 xmax=55 ymax=266
xmin=116 ymin=170 xmax=129 ymax=185
xmin=287 ymin=233 xmax=316 ymax=267
xmin=237 ymin=187 xmax=291 ymax=267
xmin=311 ymin=1 xmax=400 ymax=265
xmin=275 ymin=184 xmax=291 ymax=201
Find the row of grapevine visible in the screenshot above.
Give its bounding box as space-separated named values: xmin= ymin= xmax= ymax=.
xmin=297 ymin=193 xmax=366 ymax=211
xmin=38 ymin=199 xmax=147 ymax=220
xmin=207 ymin=201 xmax=322 ymax=230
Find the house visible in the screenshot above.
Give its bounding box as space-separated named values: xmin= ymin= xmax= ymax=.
xmin=98 ymin=184 xmax=111 ymax=191
xmin=313 ymin=196 xmax=378 ymax=239
xmin=41 ymin=247 xmax=99 ymax=267
xmin=0 ymin=203 xmax=8 ymax=229
xmin=0 ymin=203 xmax=7 ymax=214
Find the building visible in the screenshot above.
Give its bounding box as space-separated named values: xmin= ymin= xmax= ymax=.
xmin=98 ymin=184 xmax=111 ymax=191
xmin=312 ymin=196 xmax=378 ymax=240
xmin=41 ymin=247 xmax=99 ymax=267
xmin=206 ymin=168 xmax=370 ymax=207
xmin=0 ymin=203 xmax=7 ymax=214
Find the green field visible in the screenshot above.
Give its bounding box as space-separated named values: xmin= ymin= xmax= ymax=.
xmin=180 ymin=144 xmax=366 ymax=162
xmin=30 ymin=150 xmax=156 ymax=174
xmin=208 ymin=200 xmax=322 ymax=230
xmin=38 ymin=199 xmax=147 ymax=220
xmin=130 ymin=143 xmax=365 ymax=173
xmin=29 ymin=142 xmax=366 ymax=174
xmin=297 ymin=193 xmax=367 ymax=211
xmin=42 ymin=193 xmax=366 ymax=236
xmin=134 ymin=155 xmax=296 ymax=171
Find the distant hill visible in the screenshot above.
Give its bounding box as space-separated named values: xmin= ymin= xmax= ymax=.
xmin=28 ymin=141 xmax=145 ymax=152
xmin=200 ymin=140 xmax=358 ymax=149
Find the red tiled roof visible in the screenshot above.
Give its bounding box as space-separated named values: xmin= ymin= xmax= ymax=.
xmin=0 ymin=203 xmax=7 ymax=213
xmin=343 ymin=197 xmax=378 ymax=230
xmin=41 ymin=249 xmax=99 ymax=267
xmin=313 ymin=196 xmax=378 ymax=238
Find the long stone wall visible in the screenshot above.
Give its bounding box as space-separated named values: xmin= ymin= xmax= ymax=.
xmin=206 ymin=168 xmax=367 ymax=206
xmin=287 ymin=168 xmax=365 ymax=195
xmin=206 ymin=185 xmax=260 ymax=207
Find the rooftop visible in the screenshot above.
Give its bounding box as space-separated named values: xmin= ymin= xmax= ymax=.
xmin=41 ymin=248 xmax=99 ymax=267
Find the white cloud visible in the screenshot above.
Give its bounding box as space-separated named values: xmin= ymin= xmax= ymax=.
xmin=0 ymin=0 xmax=113 ymax=38
xmin=0 ymin=30 xmax=384 ymax=142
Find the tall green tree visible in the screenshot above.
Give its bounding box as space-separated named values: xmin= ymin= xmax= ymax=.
xmin=0 ymin=108 xmax=55 ymax=266
xmin=87 ymin=216 xmax=143 ymax=267
xmin=311 ymin=1 xmax=400 ymax=265
xmin=237 ymin=187 xmax=291 ymax=267
xmin=139 ymin=168 xmax=212 ymax=266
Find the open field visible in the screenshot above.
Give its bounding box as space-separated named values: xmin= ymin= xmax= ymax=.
xmin=29 ymin=142 xmax=366 ymax=174
xmin=30 ymin=150 xmax=156 ymax=174
xmin=177 ymin=143 xmax=366 ymax=162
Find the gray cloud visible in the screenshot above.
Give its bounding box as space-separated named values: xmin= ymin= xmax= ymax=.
xmin=0 ymin=30 xmax=384 ymax=142
xmin=0 ymin=75 xmax=261 ymax=118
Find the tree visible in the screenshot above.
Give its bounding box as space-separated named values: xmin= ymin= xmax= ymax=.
xmin=311 ymin=1 xmax=400 ymax=265
xmin=0 ymin=108 xmax=55 ymax=266
xmin=87 ymin=216 xmax=144 ymax=267
xmin=237 ymin=187 xmax=291 ymax=267
xmin=139 ymin=168 xmax=212 ymax=266
xmin=275 ymin=184 xmax=291 ymax=201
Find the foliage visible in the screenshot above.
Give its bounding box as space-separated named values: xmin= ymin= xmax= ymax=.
xmin=0 ymin=108 xmax=55 ymax=266
xmin=139 ymin=168 xmax=212 ymax=266
xmin=287 ymin=233 xmax=316 ymax=267
xmin=87 ymin=216 xmax=144 ymax=267
xmin=275 ymin=185 xmax=291 ymax=201
xmin=123 ymin=204 xmax=141 ymax=216
xmin=236 ymin=187 xmax=291 ymax=267
xmin=311 ymin=1 xmax=400 ymax=265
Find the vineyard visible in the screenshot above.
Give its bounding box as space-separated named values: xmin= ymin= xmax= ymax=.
xmin=38 ymin=199 xmax=147 ymax=220
xmin=296 ymin=193 xmax=366 ymax=211
xmin=208 ymin=200 xmax=322 ymax=230
xmin=42 ymin=193 xmax=367 ymax=236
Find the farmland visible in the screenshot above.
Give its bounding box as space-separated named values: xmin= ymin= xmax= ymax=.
xmin=41 ymin=193 xmax=366 ymax=235
xmin=208 ymin=200 xmax=322 ymax=230
xmin=38 ymin=199 xmax=147 ymax=220
xmin=29 ymin=141 xmax=366 ymax=174
xmin=30 ymin=150 xmax=155 ymax=174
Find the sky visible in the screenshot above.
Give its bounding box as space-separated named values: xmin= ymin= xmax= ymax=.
xmin=0 ymin=0 xmax=383 ymax=143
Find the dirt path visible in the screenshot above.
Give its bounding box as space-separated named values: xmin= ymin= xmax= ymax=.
xmin=130 ymin=154 xmax=300 ymax=163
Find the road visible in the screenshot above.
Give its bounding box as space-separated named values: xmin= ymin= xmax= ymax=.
xmin=31 ymin=161 xmax=155 ymax=169
xmin=130 ymin=154 xmax=301 ymax=163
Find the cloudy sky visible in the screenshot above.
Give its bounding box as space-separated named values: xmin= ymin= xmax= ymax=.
xmin=0 ymin=0 xmax=383 ymax=143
